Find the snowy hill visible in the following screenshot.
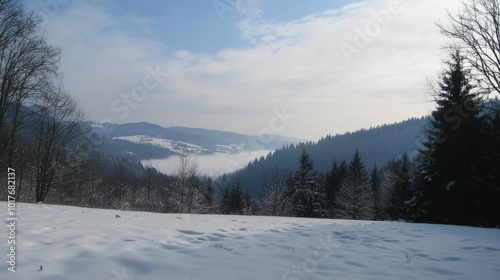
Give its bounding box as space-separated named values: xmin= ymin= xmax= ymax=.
xmin=92 ymin=122 xmax=302 ymax=161
xmin=1 ymin=202 xmax=499 ymax=279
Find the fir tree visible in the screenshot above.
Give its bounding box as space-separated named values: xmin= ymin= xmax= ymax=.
xmin=220 ymin=183 xmax=248 ymax=215
xmin=335 ymin=150 xmax=374 ymax=220
xmin=259 ymin=167 xmax=293 ymax=216
xmin=325 ymin=160 xmax=348 ymax=218
xmin=383 ymin=153 xmax=414 ymax=221
xmin=370 ymin=164 xmax=382 ymax=220
xmin=480 ymin=111 xmax=500 ymax=226
xmin=325 ymin=161 xmax=339 ymax=217
xmin=288 ymin=150 xmax=326 ymax=218
xmin=415 ymin=50 xmax=487 ymax=225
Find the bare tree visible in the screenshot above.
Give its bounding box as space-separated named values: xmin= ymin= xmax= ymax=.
xmin=438 ymin=0 xmax=500 ymax=100
xmin=66 ymin=151 xmax=104 ymax=208
xmin=172 ymin=149 xmax=199 ymax=213
xmin=134 ymin=162 xmax=169 ymax=212
xmin=28 ymin=83 xmax=85 ymax=202
xmin=0 ymin=0 xmax=61 ymax=168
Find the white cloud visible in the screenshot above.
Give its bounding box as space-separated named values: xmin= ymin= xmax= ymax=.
xmin=43 ymin=0 xmax=460 ymax=140
xmin=42 ymin=2 xmax=168 ymax=123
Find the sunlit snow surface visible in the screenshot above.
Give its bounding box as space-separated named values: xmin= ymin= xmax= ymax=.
xmin=1 ymin=202 xmax=499 ymax=279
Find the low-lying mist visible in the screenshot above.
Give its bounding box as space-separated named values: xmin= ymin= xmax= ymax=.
xmin=142 ymin=150 xmax=271 ymax=177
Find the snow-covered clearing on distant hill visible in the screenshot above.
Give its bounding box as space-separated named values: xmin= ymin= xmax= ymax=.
xmin=113 ymin=135 xmax=210 ymax=154
xmin=1 ymin=202 xmax=499 ymax=279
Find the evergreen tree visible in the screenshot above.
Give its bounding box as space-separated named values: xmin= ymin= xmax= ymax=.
xmin=383 ymin=153 xmax=414 ymax=221
xmin=491 ymin=112 xmax=500 ymax=193
xmin=259 ymin=167 xmax=293 ymax=216
xmin=370 ymin=164 xmax=382 ymax=220
xmin=325 ymin=160 xmax=348 ymax=218
xmin=415 ymin=50 xmax=488 ymax=225
xmin=492 ymin=113 xmax=500 ymax=226
xmin=335 ymin=150 xmax=374 ymax=220
xmin=242 ymin=189 xmax=253 ymax=215
xmin=480 ymin=111 xmax=500 ymax=226
xmin=325 ymin=161 xmax=340 ymax=218
xmin=288 ymin=150 xmax=326 ymax=218
xmin=220 ymin=183 xmax=247 ymax=215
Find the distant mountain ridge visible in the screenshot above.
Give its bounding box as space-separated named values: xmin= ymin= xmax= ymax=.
xmin=91 ymin=122 xmax=303 ymax=161
xmin=219 ymin=117 xmax=429 ymax=196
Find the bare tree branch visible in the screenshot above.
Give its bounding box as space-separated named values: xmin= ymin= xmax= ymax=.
xmin=437 ymin=0 xmax=500 ymax=107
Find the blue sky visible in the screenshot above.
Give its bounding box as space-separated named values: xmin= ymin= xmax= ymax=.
xmin=24 ymin=0 xmax=461 ymax=140
xmin=85 ymin=0 xmax=354 ymax=53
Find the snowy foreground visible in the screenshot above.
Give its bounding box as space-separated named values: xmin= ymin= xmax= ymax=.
xmin=1 ymin=202 xmax=499 ymax=280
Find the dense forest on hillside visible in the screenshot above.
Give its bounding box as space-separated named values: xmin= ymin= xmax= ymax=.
xmin=220 ymin=117 xmax=428 ymax=196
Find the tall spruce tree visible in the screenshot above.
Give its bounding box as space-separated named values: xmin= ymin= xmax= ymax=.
xmin=481 ymin=110 xmax=500 ymax=225
xmin=334 ymin=150 xmax=374 ymax=220
xmin=370 ymin=164 xmax=382 ymax=220
xmin=415 ymin=50 xmax=487 ymax=225
xmin=325 ymin=160 xmax=348 ymax=218
xmin=383 ymin=153 xmax=414 ymax=221
xmin=259 ymin=167 xmax=293 ymax=216
xmin=288 ymin=150 xmax=325 ymax=218
xmin=325 ymin=161 xmax=338 ymax=217
xmin=220 ymin=183 xmax=249 ymax=215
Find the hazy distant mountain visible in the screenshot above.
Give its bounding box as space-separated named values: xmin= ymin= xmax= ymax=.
xmin=91 ymin=122 xmax=303 ymax=161
xmin=219 ymin=117 xmax=429 ymax=196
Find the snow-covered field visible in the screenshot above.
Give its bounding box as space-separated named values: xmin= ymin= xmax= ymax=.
xmin=1 ymin=202 xmax=499 ymax=280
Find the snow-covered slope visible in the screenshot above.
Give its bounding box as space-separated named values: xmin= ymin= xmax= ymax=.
xmin=1 ymin=202 xmax=499 ymax=279
xmin=113 ymin=135 xmax=211 ymax=154
xmin=93 ymin=122 xmax=302 ymax=160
